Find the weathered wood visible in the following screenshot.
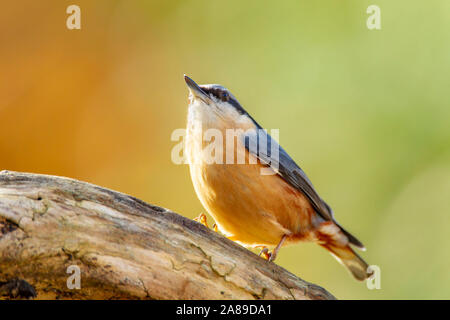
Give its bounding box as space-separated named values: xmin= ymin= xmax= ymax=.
xmin=0 ymin=170 xmax=335 ymax=300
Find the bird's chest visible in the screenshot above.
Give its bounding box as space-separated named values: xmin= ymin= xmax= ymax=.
xmin=184 ymin=103 xmax=315 ymax=245
xmin=185 ymin=112 xmax=244 ymax=201
xmin=185 ymin=103 xmax=253 ymax=171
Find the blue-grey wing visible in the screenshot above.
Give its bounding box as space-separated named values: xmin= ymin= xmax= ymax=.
xmin=242 ymin=128 xmax=365 ymax=249
xmin=242 ymin=128 xmax=334 ymax=221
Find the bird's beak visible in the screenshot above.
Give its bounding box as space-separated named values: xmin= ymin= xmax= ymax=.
xmin=184 ymin=75 xmax=212 ymax=104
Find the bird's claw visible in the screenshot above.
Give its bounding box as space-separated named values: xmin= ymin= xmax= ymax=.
xmin=193 ymin=213 xmax=209 ymax=228
xmin=258 ymin=247 xmax=272 ymax=261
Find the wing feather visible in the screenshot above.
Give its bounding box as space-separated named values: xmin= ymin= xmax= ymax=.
xmin=243 ymin=128 xmax=334 ymax=221
xmin=242 ymin=127 xmax=365 ymax=249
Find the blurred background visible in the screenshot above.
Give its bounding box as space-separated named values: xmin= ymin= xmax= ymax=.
xmin=1 ymin=0 xmax=449 ymax=299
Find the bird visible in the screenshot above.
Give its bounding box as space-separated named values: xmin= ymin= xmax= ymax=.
xmin=184 ymin=75 xmax=371 ymax=281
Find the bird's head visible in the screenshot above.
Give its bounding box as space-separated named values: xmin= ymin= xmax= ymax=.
xmin=184 ymin=75 xmax=248 ymax=118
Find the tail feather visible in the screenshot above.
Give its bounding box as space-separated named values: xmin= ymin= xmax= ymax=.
xmin=336 ymin=223 xmax=365 ymax=250
xmin=321 ymin=243 xmax=371 ymax=281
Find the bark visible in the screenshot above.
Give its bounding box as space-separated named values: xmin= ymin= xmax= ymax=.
xmin=0 ymin=170 xmax=335 ymax=300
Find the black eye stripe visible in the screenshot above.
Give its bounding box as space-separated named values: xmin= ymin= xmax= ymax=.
xmin=220 ymin=91 xmax=230 ymax=101
xmin=202 ymin=88 xmax=230 ymax=102
xmin=198 ymin=86 xmax=249 ymax=116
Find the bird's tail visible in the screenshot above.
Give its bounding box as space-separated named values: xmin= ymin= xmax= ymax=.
xmin=317 ymin=221 xmax=371 ymax=281
xmin=320 ymin=242 xmax=371 ymax=281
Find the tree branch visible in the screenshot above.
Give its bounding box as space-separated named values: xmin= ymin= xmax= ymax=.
xmin=0 ymin=170 xmax=335 ymax=300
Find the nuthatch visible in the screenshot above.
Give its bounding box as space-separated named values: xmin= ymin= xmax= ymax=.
xmin=184 ymin=75 xmax=371 ymax=280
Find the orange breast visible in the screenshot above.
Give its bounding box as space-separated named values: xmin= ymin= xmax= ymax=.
xmin=189 ymin=146 xmax=317 ymax=247
xmin=185 ymin=106 xmax=318 ymax=247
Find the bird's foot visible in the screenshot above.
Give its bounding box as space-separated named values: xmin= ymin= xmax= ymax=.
xmin=194 ymin=213 xmax=220 ymax=232
xmin=193 ymin=213 xmax=209 ymax=228
xmin=257 ymin=235 xmax=287 ymax=262
xmin=258 ymin=247 xmax=272 ymax=261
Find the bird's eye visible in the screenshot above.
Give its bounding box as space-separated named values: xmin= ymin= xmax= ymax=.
xmin=220 ymin=91 xmax=230 ymax=102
